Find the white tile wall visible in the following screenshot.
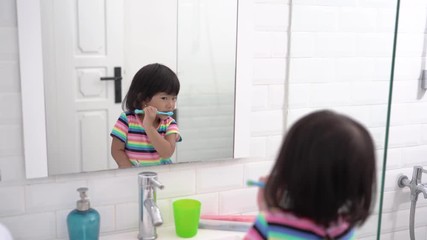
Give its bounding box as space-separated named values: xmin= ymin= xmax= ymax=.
xmin=0 ymin=186 xmax=24 ymax=216
xmin=219 ymin=188 xmax=258 ymax=214
xmin=25 ymin=180 xmax=87 ymax=213
xmin=115 ymin=202 xmax=139 ymax=230
xmin=381 ymin=1 xmax=427 ymax=239
xmin=0 ymin=0 xmax=426 ymax=239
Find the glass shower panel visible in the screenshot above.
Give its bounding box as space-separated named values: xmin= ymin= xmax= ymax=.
xmin=380 ymin=0 xmax=427 ymax=239
xmin=288 ymin=1 xmax=398 ymax=239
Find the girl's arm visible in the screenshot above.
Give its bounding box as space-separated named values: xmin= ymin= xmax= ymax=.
xmin=111 ymin=137 xmax=133 ymax=168
xmin=142 ymin=106 xmax=177 ymax=158
xmin=144 ymin=126 xmax=177 ymax=158
xmin=257 ymin=176 xmax=268 ymax=211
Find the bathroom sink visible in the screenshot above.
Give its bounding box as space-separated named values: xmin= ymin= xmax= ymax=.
xmin=99 ymin=226 xmax=245 ymax=240
xmin=210 ymin=236 xmax=243 ymax=240
xmin=160 ymin=227 xmax=245 ymax=239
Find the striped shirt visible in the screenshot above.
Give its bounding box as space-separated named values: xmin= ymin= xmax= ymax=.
xmin=244 ymin=210 xmax=355 ymax=240
xmin=110 ymin=111 xmax=181 ymax=166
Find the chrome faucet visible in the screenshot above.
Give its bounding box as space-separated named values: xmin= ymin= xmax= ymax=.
xmin=398 ymin=166 xmax=427 ymax=201
xmin=138 ymin=172 xmax=164 ymax=240
xmin=398 ymin=166 xmax=427 ymax=240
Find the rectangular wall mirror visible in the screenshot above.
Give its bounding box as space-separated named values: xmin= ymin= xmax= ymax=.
xmin=18 ymin=0 xmax=246 ymax=178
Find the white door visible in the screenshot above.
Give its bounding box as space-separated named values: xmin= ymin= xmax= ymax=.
xmin=41 ymin=0 xmax=124 ymax=174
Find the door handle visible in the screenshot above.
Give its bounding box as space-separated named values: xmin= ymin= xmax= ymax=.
xmin=100 ymin=67 xmax=122 ymax=103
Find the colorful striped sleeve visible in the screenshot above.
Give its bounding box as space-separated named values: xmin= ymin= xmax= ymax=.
xmin=110 ymin=112 xmax=129 ymax=143
xmin=244 ymin=214 xmax=268 ymax=240
xmin=165 ymin=118 xmax=182 ymax=142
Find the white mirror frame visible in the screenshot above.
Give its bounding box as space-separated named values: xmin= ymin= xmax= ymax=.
xmin=17 ymin=0 xmax=250 ymax=179
xmin=17 ymin=0 xmax=48 ymax=179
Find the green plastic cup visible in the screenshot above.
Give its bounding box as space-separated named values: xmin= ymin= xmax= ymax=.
xmin=173 ymin=199 xmax=201 ymax=238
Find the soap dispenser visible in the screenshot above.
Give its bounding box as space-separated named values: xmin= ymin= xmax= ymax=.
xmin=67 ymin=187 xmax=100 ymax=240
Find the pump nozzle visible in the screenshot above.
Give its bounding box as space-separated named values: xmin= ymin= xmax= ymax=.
xmin=76 ymin=187 xmax=90 ymax=211
xmin=77 ymin=187 xmax=88 ymax=199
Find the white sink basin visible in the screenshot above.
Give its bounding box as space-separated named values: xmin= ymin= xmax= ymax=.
xmin=100 ymin=227 xmax=245 ymax=240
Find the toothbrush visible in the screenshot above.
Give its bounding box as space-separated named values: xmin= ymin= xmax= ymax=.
xmin=246 ymin=180 xmax=265 ymax=188
xmin=134 ymin=109 xmax=174 ymax=116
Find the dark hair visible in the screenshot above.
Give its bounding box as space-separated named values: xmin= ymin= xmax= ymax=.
xmin=264 ymin=110 xmax=376 ymax=227
xmin=123 ymin=63 xmax=180 ymax=111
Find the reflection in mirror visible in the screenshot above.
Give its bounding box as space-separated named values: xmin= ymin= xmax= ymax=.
xmin=177 ymin=0 xmax=237 ymax=162
xmin=110 ymin=63 xmax=181 ymax=168
xmin=37 ymin=0 xmax=238 ymax=175
xmin=41 ymin=0 xmax=126 ymax=175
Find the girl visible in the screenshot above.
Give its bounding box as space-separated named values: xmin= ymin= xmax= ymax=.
xmin=245 ymin=110 xmax=377 ymax=240
xmin=110 ymin=63 xmax=181 ymax=168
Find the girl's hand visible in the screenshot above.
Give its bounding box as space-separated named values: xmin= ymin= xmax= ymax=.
xmin=257 ymin=176 xmax=268 ymax=211
xmin=142 ymin=106 xmax=158 ymax=128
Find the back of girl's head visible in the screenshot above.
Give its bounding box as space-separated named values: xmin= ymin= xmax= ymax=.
xmin=265 ymin=110 xmax=376 ymax=227
xmin=123 ymin=63 xmax=180 ymax=111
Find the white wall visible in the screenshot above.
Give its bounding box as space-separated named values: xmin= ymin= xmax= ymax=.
xmin=287 ymin=1 xmax=394 ymax=239
xmin=1 ymin=0 xmax=426 ymax=239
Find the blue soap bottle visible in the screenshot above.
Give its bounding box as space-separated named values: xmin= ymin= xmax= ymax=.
xmin=67 ymin=187 xmax=100 ymax=240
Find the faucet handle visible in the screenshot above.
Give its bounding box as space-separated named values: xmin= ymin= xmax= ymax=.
xmin=144 ymin=199 xmax=163 ymax=226
xmin=411 ymin=166 xmax=427 ymax=184
xmin=414 ymin=166 xmax=427 ymax=172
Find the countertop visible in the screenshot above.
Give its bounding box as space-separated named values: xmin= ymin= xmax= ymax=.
xmin=100 ymin=227 xmax=245 ymax=240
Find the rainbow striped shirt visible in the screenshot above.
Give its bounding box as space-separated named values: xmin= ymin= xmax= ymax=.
xmin=110 ymin=112 xmax=181 ymax=166
xmin=244 ymin=210 xmax=355 ymax=240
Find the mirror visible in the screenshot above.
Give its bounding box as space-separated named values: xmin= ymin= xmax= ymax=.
xmin=176 ymin=0 xmax=237 ymax=162
xmin=18 ymin=0 xmax=243 ymax=178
